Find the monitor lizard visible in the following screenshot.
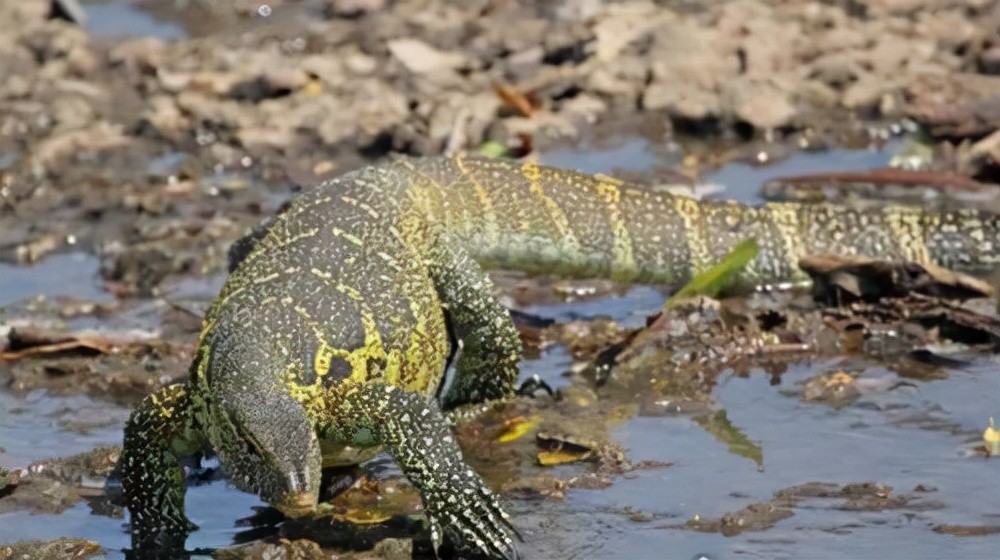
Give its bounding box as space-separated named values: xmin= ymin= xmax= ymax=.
xmin=120 ymin=154 xmax=998 ymax=558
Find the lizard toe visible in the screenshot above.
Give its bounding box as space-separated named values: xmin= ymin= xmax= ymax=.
xmin=425 ymin=468 xmax=518 ymax=559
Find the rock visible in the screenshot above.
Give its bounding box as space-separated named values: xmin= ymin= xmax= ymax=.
xmin=175 ymin=91 xmax=246 ymax=130
xmin=644 ymin=81 xmax=718 ymax=120
xmin=371 ymin=538 xmax=413 ymax=560
xmin=643 ymin=22 xmax=739 ymax=120
xmin=981 ymin=46 xmax=1000 ymax=75
xmin=559 ymin=93 xmax=608 ymax=126
xmin=140 ymin=95 xmax=188 ymax=140
xmin=426 ymin=92 xmax=500 ymax=155
xmin=108 ymin=37 xmax=167 ymax=72
xmin=65 ymin=44 xmax=98 ymax=75
xmin=3 ymin=74 xmax=33 ymax=98
xmin=344 ymin=48 xmax=377 ymax=75
xmin=30 ymin=122 xmax=128 ymax=170
xmin=813 ymin=26 xmax=868 ymax=52
xmin=808 ymin=52 xmax=863 ymax=88
xmin=188 ymin=71 xmax=242 ymax=96
xmin=866 ymin=37 xmax=933 ymax=76
xmin=590 ymin=2 xmax=673 ymax=62
xmin=212 ymin=539 xmax=334 ymax=560
xmin=299 ymin=54 xmax=347 ymax=87
xmin=841 ymin=76 xmax=891 ymax=111
xmin=541 ymin=20 xmax=593 ymax=65
xmin=795 ymin=80 xmax=840 ymax=108
xmin=0 ymin=537 xmax=102 ymax=560
xmin=506 ymin=46 xmax=544 ymax=82
xmin=492 ymin=18 xmax=549 ymax=53
xmin=387 ymin=38 xmax=467 ymax=74
xmin=261 ymin=67 xmax=309 ymax=92
xmin=49 ymin=0 xmax=86 ymax=25
xmin=50 ymin=94 xmax=96 ymax=131
xmin=915 ymin=9 xmax=984 ymax=51
xmin=718 ymin=3 xmax=799 ymax=79
xmin=905 ymin=73 xmax=1000 ymax=137
xmin=351 ymin=78 xmax=410 ymax=136
xmin=235 ymin=126 xmax=297 ymax=152
xmin=100 ymin=246 xmax=175 ymax=297
xmin=227 ymin=67 xmax=308 ymax=102
xmin=735 ymin=87 xmax=797 ymax=129
xmin=586 ymin=55 xmax=648 ymax=99
xmin=325 ymin=0 xmax=387 ymax=18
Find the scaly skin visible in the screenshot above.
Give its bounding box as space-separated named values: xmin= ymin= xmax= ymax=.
xmin=121 ymin=154 xmax=999 ymax=558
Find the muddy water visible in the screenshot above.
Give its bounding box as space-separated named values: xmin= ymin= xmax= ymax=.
xmin=2 ymin=140 xmax=999 ymax=559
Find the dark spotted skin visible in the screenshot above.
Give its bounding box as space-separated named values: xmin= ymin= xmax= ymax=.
xmin=121 ymin=154 xmax=999 ymax=558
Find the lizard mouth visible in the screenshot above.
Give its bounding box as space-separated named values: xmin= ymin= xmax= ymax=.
xmin=276 ymin=491 xmax=317 ymax=518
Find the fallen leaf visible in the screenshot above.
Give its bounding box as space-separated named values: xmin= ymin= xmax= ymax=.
xmin=537 ymin=449 xmax=590 ymax=466
xmin=762 ymin=168 xmax=996 ymax=202
xmin=1 ymin=326 xmax=157 ymax=361
xmin=497 ymin=416 xmax=540 ymax=443
xmin=984 ymin=417 xmax=1000 ymax=457
xmin=493 ymin=83 xmax=537 ymax=117
xmin=800 ymin=254 xmax=995 ymax=303
xmin=333 ymin=508 xmax=393 ymax=525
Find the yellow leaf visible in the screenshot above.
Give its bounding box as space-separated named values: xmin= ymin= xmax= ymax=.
xmin=333 ymin=508 xmax=393 ymax=525
xmin=984 ymin=417 xmax=1000 ymax=457
xmin=537 ymin=449 xmax=589 ymax=466
xmin=303 ymin=78 xmax=323 ymax=97
xmin=821 ymin=371 xmax=855 ymax=387
xmin=497 ymin=415 xmax=540 ymax=443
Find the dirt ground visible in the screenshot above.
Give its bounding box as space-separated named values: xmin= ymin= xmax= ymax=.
xmin=3 ymin=0 xmax=1000 ymax=275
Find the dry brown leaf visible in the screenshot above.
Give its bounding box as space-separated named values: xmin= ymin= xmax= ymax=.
xmin=493 ymin=83 xmax=538 ymax=117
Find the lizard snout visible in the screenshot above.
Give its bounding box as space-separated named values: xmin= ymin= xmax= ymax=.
xmin=276 ymin=490 xmax=317 ymax=518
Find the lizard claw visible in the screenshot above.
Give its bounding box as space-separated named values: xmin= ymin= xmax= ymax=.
xmin=423 ymin=467 xmax=519 ymax=559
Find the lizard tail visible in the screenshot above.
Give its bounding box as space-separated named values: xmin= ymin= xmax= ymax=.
xmin=398 ymin=155 xmax=999 ymax=287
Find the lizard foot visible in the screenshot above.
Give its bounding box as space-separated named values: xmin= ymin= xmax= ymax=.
xmin=423 ymin=466 xmax=521 ymax=560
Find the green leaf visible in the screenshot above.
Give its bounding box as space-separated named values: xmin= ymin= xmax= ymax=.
xmin=477 ymin=140 xmax=510 ymax=158
xmin=665 ymin=237 xmax=759 ymax=307
xmin=694 ymin=409 xmax=763 ymax=468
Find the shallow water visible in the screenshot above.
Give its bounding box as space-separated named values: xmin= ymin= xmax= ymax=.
xmin=80 ymin=0 xmax=187 ymax=40
xmin=541 ymin=137 xmax=902 ymax=204
xmin=2 ymin=138 xmax=999 ymax=559
xmin=0 ymin=252 xmax=110 ymax=307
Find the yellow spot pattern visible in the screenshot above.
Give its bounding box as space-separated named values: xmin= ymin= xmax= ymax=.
xmin=313 ymin=342 xmax=335 ymax=377
xmin=672 ymin=195 xmax=706 ymax=276
xmin=593 ymin=174 xmax=636 ymax=280
xmin=884 ymin=206 xmax=931 ymax=264
xmin=455 ymin=153 xmax=500 ymax=246
xmin=766 ymin=203 xmax=804 ymax=271
xmin=522 ymin=160 xmax=575 ymax=241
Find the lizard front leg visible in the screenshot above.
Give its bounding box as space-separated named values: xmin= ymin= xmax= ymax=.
xmin=426 ymin=244 xmax=522 ymax=410
xmin=120 ymin=383 xmax=202 ymax=554
xmin=321 ymin=382 xmax=519 ymax=559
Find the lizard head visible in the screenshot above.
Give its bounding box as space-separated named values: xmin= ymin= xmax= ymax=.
xmin=211 ymin=389 xmax=324 ymax=519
